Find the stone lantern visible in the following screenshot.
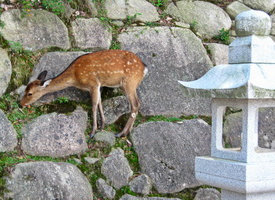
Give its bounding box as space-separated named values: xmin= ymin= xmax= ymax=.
xmin=179 ymin=10 xmax=275 ymax=200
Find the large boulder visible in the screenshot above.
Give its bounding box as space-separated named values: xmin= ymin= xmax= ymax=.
xmin=0 ymin=9 xmax=70 ymax=51
xmin=226 ymin=1 xmax=252 ymax=19
xmin=166 ymin=1 xmax=232 ymax=39
xmin=105 ymin=0 xmax=126 ymax=20
xmin=243 ymin=0 xmax=275 ymax=13
xmin=131 ymin=119 xmax=211 ymax=193
xmin=194 ymin=188 xmax=221 ymax=200
xmin=104 ymin=0 xmax=159 ymax=22
xmin=120 ymin=194 xmax=181 ymax=200
xmin=96 ymin=178 xmax=116 ymax=199
xmin=129 ymin=174 xmax=152 ymax=195
xmin=205 ymin=43 xmax=229 ymax=65
xmin=0 ymin=48 xmax=12 ymax=97
xmin=127 ymin=0 xmax=160 ymax=22
xmin=101 ymin=148 xmax=133 ymax=189
xmin=0 ymin=109 xmax=17 ymax=152
xmin=118 ymin=27 xmax=213 ymax=116
xmin=271 ymin=13 xmax=275 ymax=36
xmin=21 ymin=107 xmax=88 ymax=157
xmin=29 ymin=51 xmax=90 ymax=104
xmin=102 ymin=96 xmax=130 ymax=125
xmin=223 ymin=108 xmax=275 ymax=148
xmin=5 ymin=161 xmax=93 ymax=200
xmin=71 ymin=18 xmax=112 ymax=50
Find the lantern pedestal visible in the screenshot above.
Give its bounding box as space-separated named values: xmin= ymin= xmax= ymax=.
xmin=196 ymin=157 xmax=275 ymax=200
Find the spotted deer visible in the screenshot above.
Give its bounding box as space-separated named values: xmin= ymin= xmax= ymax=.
xmin=20 ymin=49 xmax=148 ymax=137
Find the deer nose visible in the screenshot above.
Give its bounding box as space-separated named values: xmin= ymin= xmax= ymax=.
xmin=20 ymin=101 xmax=26 ymax=108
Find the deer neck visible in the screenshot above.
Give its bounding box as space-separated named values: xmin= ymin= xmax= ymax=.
xmin=42 ymin=72 xmax=74 ymax=94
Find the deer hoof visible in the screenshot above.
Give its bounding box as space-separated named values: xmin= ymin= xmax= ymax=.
xmin=115 ymin=132 xmax=124 ymax=138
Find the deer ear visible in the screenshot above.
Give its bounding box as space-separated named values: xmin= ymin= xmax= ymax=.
xmin=41 ymin=79 xmax=52 ymax=88
xmin=37 ymin=71 xmax=47 ymax=81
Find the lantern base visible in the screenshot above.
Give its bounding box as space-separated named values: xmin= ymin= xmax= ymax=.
xmin=222 ymin=190 xmax=275 ymax=200
xmin=196 ymin=156 xmax=275 ymax=196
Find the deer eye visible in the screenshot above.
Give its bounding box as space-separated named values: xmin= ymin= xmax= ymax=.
xmin=28 ymin=93 xmax=32 ymax=96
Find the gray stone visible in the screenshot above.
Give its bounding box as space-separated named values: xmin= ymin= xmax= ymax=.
xmin=127 ymin=0 xmax=160 ymax=22
xmin=13 ymin=85 xmax=26 ymax=99
xmin=224 ymin=108 xmax=275 ymax=149
xmin=29 ymin=51 xmax=90 ymax=104
xmin=102 ymin=96 xmax=130 ymax=125
xmin=271 ymin=13 xmax=275 ymax=36
xmin=235 ymin=10 xmax=271 ymax=36
xmin=96 ymin=178 xmax=116 ymax=199
xmin=166 ymin=1 xmax=232 ymax=39
xmin=0 ymin=109 xmax=17 ymax=152
xmin=243 ymin=0 xmax=275 ymax=13
xmin=205 ymin=43 xmax=229 ymax=65
xmin=118 ymin=27 xmax=213 ymax=116
xmin=71 ymin=18 xmax=112 ymax=50
xmin=84 ymin=157 xmax=100 ymax=164
xmin=131 ymin=120 xmax=211 ymax=193
xmin=226 ymin=1 xmax=251 ymax=19
xmin=21 ymin=107 xmax=88 ymax=157
xmin=112 ymin=20 xmax=124 ymax=26
xmin=0 ymin=48 xmax=12 ymax=97
xmin=129 ymin=174 xmax=152 ymax=195
xmin=120 ymin=194 xmax=181 ymax=200
xmin=73 ymin=158 xmax=83 ymax=164
xmin=175 ymin=21 xmax=190 ymax=28
xmin=58 ymin=1 xmax=74 ymax=20
xmin=194 ymin=188 xmax=221 ymax=200
xmin=101 ymin=148 xmax=133 ymax=189
xmin=105 ymin=0 xmax=126 ymax=20
xmin=5 ymin=161 xmax=93 ymax=200
xmin=94 ymin=131 xmax=116 ymax=146
xmin=0 ymin=9 xmax=70 ymax=51
xmin=104 ymin=0 xmax=159 ymax=22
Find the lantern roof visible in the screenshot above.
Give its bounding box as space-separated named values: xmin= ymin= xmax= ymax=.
xmin=179 ymin=10 xmax=275 ymax=99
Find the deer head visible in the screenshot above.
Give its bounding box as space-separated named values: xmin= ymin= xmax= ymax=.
xmin=20 ymin=71 xmax=52 ymax=107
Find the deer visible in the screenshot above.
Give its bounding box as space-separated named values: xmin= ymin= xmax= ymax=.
xmin=20 ymin=49 xmax=148 ymax=137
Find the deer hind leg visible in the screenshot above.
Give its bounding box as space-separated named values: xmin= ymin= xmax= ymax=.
xmin=90 ymin=85 xmax=101 ymax=138
xmin=98 ymin=95 xmax=105 ymax=130
xmin=116 ymin=82 xmax=140 ymax=137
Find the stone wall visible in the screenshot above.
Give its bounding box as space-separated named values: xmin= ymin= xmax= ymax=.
xmin=0 ymin=0 xmax=275 ymax=199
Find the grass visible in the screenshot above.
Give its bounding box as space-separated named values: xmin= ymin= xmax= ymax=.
xmin=0 ymin=94 xmax=46 ymax=138
xmin=214 ymin=28 xmax=230 ymax=44
xmin=148 ymin=0 xmax=169 ymax=10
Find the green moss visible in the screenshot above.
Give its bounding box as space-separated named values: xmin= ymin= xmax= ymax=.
xmin=148 ymin=0 xmax=169 ymax=10
xmin=213 ymin=28 xmax=230 ymax=45
xmin=0 ymin=94 xmax=46 ymax=138
xmin=115 ymin=186 xmax=138 ymax=200
xmin=114 ymin=139 xmax=140 ymax=172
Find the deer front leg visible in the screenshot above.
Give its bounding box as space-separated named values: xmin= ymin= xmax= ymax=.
xmin=90 ymin=86 xmax=100 ymax=138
